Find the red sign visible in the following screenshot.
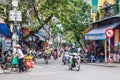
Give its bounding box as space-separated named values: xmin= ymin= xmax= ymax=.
xmin=105 ymin=28 xmax=114 ymax=38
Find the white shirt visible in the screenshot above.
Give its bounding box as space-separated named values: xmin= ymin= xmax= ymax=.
xmin=17 ymin=48 xmax=24 ymax=59
xmin=13 ymin=47 xmax=17 ymax=54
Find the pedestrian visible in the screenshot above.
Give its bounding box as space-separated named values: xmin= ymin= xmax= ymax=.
xmin=14 ymin=45 xmax=25 ymax=73
xmin=90 ymin=53 xmax=95 ymax=63
xmin=99 ymin=51 xmax=104 ymax=63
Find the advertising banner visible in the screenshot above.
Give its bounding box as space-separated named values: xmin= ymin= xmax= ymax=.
xmin=92 ymin=0 xmax=98 ymax=13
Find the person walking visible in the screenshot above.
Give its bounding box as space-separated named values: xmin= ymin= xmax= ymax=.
xmin=14 ymin=45 xmax=25 ymax=73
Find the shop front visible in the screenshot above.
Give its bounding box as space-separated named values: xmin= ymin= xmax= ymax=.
xmin=0 ymin=23 xmax=11 ymax=54
xmin=85 ymin=21 xmax=120 ymax=63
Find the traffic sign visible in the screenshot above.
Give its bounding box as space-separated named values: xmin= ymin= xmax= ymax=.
xmin=105 ymin=28 xmax=114 ymax=38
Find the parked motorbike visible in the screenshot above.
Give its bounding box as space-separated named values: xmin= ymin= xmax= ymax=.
xmin=62 ymin=52 xmax=69 ymax=65
xmin=68 ymin=53 xmax=81 ymax=71
xmin=31 ymin=52 xmax=37 ymax=63
xmin=36 ymin=52 xmax=43 ymax=59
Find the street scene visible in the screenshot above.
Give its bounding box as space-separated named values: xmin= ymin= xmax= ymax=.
xmin=0 ymin=58 xmax=120 ymax=80
xmin=0 ymin=0 xmax=120 ymax=80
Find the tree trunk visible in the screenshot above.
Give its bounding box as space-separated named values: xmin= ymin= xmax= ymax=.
xmin=76 ymin=39 xmax=86 ymax=54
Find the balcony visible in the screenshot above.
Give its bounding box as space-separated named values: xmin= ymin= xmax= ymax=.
xmin=96 ymin=3 xmax=120 ymax=21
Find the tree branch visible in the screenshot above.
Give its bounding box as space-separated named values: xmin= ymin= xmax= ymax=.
xmin=30 ymin=0 xmax=53 ymax=36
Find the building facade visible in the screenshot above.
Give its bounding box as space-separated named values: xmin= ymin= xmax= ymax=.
xmin=85 ymin=0 xmax=120 ymax=63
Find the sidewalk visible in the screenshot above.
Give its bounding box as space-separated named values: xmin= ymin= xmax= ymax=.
xmin=84 ymin=63 xmax=120 ymax=68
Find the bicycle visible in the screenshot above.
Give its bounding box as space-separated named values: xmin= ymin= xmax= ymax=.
xmin=0 ymin=56 xmax=18 ymax=74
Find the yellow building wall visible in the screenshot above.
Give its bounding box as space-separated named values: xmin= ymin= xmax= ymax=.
xmin=92 ymin=0 xmax=114 ymax=22
xmin=98 ymin=0 xmax=114 ymax=9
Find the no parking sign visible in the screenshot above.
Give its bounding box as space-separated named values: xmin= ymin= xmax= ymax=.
xmin=105 ymin=28 xmax=114 ymax=38
xmin=105 ymin=28 xmax=114 ymax=64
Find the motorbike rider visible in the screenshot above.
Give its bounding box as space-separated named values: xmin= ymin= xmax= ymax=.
xmin=70 ymin=46 xmax=77 ymax=53
xmin=44 ymin=47 xmax=51 ymax=59
xmin=62 ymin=47 xmax=68 ymax=59
xmin=69 ymin=46 xmax=78 ymax=67
xmin=53 ymin=48 xmax=58 ymax=59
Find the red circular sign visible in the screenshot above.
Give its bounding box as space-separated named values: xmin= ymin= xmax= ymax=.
xmin=105 ymin=28 xmax=114 ymax=38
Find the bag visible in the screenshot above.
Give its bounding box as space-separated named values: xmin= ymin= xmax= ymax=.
xmin=12 ymin=57 xmax=18 ymax=65
xmin=25 ymin=60 xmax=33 ymax=68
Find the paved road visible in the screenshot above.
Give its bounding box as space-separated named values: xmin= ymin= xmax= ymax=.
xmin=0 ymin=58 xmax=120 ymax=80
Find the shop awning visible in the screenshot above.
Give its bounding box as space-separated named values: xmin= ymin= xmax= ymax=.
xmin=0 ymin=23 xmax=11 ymax=37
xmin=34 ymin=33 xmax=45 ymax=41
xmin=82 ymin=27 xmax=92 ymax=35
xmin=85 ymin=22 xmax=120 ymax=40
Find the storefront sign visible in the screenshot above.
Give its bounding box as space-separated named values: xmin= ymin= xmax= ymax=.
xmin=5 ymin=39 xmax=11 ymax=51
xmin=85 ymin=34 xmax=106 ymax=40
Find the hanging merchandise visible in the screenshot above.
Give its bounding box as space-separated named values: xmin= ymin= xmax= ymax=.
xmin=117 ymin=42 xmax=120 ymax=47
xmin=12 ymin=56 xmax=18 ymax=65
xmin=114 ymin=30 xmax=119 ymax=44
xmin=118 ymin=30 xmax=120 ymax=42
xmin=24 ymin=60 xmax=33 ymax=68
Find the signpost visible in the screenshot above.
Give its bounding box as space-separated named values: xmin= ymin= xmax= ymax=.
xmin=105 ymin=28 xmax=114 ymax=64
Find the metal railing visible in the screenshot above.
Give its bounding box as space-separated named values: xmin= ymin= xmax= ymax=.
xmin=96 ymin=3 xmax=120 ymax=21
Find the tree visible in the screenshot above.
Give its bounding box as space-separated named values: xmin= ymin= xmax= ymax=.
xmin=0 ymin=0 xmax=91 ymax=51
xmin=62 ymin=0 xmax=91 ymax=53
xmin=0 ymin=1 xmax=11 ymax=24
xmin=21 ymin=0 xmax=78 ymax=33
xmin=20 ymin=0 xmax=91 ymax=52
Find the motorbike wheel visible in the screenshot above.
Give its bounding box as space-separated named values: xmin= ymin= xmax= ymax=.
xmin=75 ymin=61 xmax=80 ymax=71
xmin=45 ymin=59 xmax=48 ymax=64
xmin=64 ymin=61 xmax=66 ymax=65
xmin=69 ymin=64 xmax=72 ymax=70
xmin=1 ymin=62 xmax=12 ymax=73
xmin=54 ymin=56 xmax=56 ymax=60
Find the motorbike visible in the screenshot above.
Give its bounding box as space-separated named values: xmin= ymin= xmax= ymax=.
xmin=62 ymin=52 xmax=69 ymax=65
xmin=68 ymin=53 xmax=81 ymax=71
xmin=31 ymin=52 xmax=37 ymax=63
xmin=43 ymin=53 xmax=50 ymax=64
xmin=53 ymin=51 xmax=58 ymax=60
xmin=36 ymin=52 xmax=43 ymax=59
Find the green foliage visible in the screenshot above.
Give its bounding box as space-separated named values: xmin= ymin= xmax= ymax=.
xmin=0 ymin=2 xmax=10 ymax=15
xmin=34 ymin=0 xmax=91 ymax=45
xmin=0 ymin=1 xmax=11 ymax=23
xmin=0 ymin=0 xmax=91 ymax=46
xmin=19 ymin=1 xmax=29 ymax=23
xmin=62 ymin=0 xmax=91 ymax=44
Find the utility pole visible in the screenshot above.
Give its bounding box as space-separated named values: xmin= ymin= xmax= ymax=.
xmin=9 ymin=0 xmax=22 ymax=48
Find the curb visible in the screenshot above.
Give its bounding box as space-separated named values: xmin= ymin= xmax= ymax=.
xmin=83 ymin=63 xmax=120 ymax=68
